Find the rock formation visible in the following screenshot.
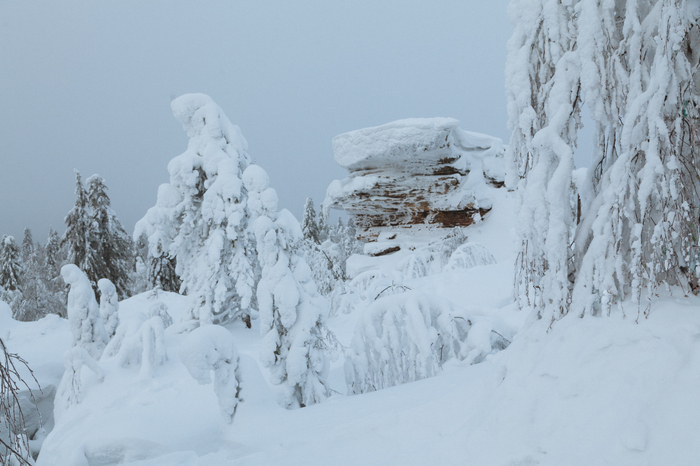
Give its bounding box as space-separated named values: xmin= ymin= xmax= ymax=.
xmin=325 ymin=118 xmax=505 ymax=241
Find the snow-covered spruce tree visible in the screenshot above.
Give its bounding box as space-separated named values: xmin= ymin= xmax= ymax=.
xmin=130 ymin=232 xmax=149 ymax=294
xmin=252 ymin=176 xmax=330 ymax=408
xmin=20 ymin=228 xmax=33 ymax=264
xmin=299 ymin=198 xmax=338 ymax=297
xmin=317 ymin=202 xmax=329 ymax=243
xmin=44 ymin=227 xmax=63 ymax=278
xmin=135 ymin=94 xmax=255 ymax=325
xmin=0 ymin=236 xmax=22 ymax=294
xmin=61 ymin=264 xmax=109 ymax=360
xmin=86 ymin=175 xmax=134 ymax=299
xmin=0 ymin=235 xmax=23 ymax=315
xmin=301 ymin=197 xmax=321 ymax=244
xmin=148 ymin=254 xmax=181 ymax=293
xmin=17 ymin=240 xmax=64 ymax=321
xmin=507 ymin=0 xmax=700 ymax=320
xmin=97 ymin=278 xmax=120 ymax=338
xmin=44 ymin=227 xmax=68 ymax=317
xmin=62 ymin=171 xmax=101 ymax=288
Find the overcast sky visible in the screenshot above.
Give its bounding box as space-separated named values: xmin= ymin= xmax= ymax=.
xmin=0 ymin=0 xmax=515 ymax=242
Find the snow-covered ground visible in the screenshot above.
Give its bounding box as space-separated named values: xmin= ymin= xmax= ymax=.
xmin=3 ymin=187 xmax=700 ymax=465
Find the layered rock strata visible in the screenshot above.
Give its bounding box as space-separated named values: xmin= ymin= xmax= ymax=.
xmin=325 ymin=118 xmax=504 ymax=241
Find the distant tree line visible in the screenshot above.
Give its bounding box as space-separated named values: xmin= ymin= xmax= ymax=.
xmin=0 ymin=171 xmax=362 ymax=324
xmin=0 ymin=171 xmax=181 ymax=321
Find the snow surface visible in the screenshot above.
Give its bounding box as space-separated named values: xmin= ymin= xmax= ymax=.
xmin=4 ymin=187 xmax=700 ymax=465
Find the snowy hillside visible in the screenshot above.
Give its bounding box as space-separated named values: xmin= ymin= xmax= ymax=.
xmin=2 ymin=186 xmax=699 ymax=465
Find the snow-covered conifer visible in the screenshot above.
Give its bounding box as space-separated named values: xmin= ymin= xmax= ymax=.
xmin=17 ymin=241 xmax=64 ymax=321
xmin=86 ymin=175 xmax=134 ymax=299
xmin=254 ymin=187 xmax=330 ymax=407
xmin=135 ymin=94 xmax=253 ymax=324
xmin=317 ymin=202 xmax=329 ymax=243
xmin=44 ymin=227 xmax=62 ymax=277
xmin=130 ymin=232 xmax=150 ymax=294
xmin=301 ymin=197 xmax=320 ymax=244
xmin=62 ymin=170 xmax=103 ymax=292
xmin=61 ymin=264 xmax=109 ymax=359
xmin=0 ymin=236 xmax=23 ymax=293
xmin=44 ymin=227 xmax=67 ymax=317
xmin=21 ymin=228 xmax=34 ymax=263
xmin=179 ymin=325 xmax=241 ymax=423
xmin=148 ymin=254 xmax=181 ymax=293
xmin=97 ymin=279 xmax=120 ymax=338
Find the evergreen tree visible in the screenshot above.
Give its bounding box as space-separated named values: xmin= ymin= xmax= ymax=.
xmin=21 ymin=228 xmax=34 ymax=263
xmin=136 ymin=94 xmax=254 ymax=324
xmin=0 ymin=236 xmax=22 ymax=292
xmin=317 ymin=202 xmax=329 ymax=243
xmin=0 ymin=236 xmax=23 ymax=316
xmin=134 ymin=232 xmax=149 ymax=265
xmin=45 ymin=227 xmax=62 ymax=276
xmin=148 ymin=254 xmax=181 ymax=293
xmin=45 ymin=227 xmax=68 ymax=316
xmin=62 ymin=171 xmax=96 ymax=283
xmin=86 ymin=175 xmax=134 ymax=299
xmin=301 ymin=197 xmax=320 ymax=244
xmin=61 ymin=264 xmax=109 ymax=359
xmin=255 ymin=206 xmax=330 ymax=408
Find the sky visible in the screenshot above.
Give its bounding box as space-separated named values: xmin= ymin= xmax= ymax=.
xmin=0 ymin=0 xmax=516 ymax=243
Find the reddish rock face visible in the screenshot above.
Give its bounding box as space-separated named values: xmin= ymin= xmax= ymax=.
xmin=325 ymin=118 xmax=505 ymax=242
